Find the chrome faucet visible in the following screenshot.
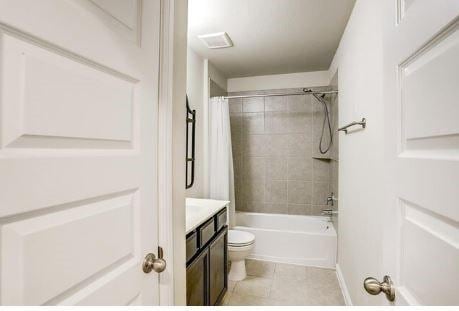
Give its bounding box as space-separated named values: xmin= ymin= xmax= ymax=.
xmin=326 ymin=192 xmax=337 ymax=207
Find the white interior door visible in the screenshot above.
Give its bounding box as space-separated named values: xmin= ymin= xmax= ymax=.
xmin=0 ymin=0 xmax=161 ymax=305
xmin=382 ymin=0 xmax=459 ymax=305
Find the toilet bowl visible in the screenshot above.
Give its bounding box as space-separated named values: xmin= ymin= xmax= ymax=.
xmin=228 ymin=229 xmax=255 ymax=281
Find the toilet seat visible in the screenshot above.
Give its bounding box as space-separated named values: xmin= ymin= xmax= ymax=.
xmin=228 ymin=230 xmax=255 ymax=247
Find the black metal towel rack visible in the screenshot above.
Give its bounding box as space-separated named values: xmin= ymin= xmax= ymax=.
xmin=186 ymin=95 xmax=196 ymax=189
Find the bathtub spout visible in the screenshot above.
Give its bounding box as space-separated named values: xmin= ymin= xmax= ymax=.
xmin=321 ymin=209 xmax=338 ymax=216
xmin=322 ymin=209 xmax=338 ymax=222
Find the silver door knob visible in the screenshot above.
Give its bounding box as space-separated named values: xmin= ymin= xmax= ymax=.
xmin=364 ymin=275 xmax=395 ymax=301
xmin=143 ymin=247 xmax=167 ymax=273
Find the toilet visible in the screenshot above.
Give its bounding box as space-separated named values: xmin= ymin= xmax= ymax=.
xmin=228 ymin=229 xmax=255 ymax=281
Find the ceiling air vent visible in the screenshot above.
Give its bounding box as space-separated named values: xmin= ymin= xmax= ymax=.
xmin=198 ymin=32 xmax=233 ymax=49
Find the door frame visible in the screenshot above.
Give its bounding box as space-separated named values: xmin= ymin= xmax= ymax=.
xmin=157 ymin=0 xmax=188 ymax=306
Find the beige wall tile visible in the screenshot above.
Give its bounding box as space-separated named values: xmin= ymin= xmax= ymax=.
xmin=265 ymin=96 xmax=287 ymax=112
xmin=312 ymin=205 xmax=328 ymax=216
xmin=312 ymin=182 xmax=329 ymax=205
xmin=266 ymin=134 xmax=289 ymax=157
xmin=264 ymin=203 xmax=288 ymax=214
xmin=242 ymin=178 xmax=265 ymax=202
xmin=229 ymin=98 xmax=242 ymax=114
xmin=243 ymin=97 xmax=264 ymax=112
xmin=313 ymin=158 xmax=330 ymax=182
xmin=287 ymin=134 xmax=313 ymax=156
xmin=288 ymin=157 xmax=313 ymax=181
xmin=236 ymin=203 xmax=252 ymax=212
xmin=235 ymin=188 xmax=245 ymax=211
xmin=265 ymin=180 xmax=287 ymax=203
xmin=287 ymin=95 xmax=309 ymax=112
xmin=329 ymin=160 xmax=339 ymax=199
xmin=265 ymin=111 xmax=290 ymax=134
xmin=288 ymin=181 xmax=312 ymax=204
xmin=243 ymin=112 xmax=265 ymax=134
xmin=244 ymin=134 xmax=268 ymax=156
xmin=230 ymin=90 xmax=336 ymax=216
xmin=243 ymin=156 xmax=265 ymax=180
xmin=265 ymin=157 xmax=287 ymax=180
xmin=288 ymin=204 xmax=312 ymax=215
xmin=288 ymin=111 xmax=313 ymax=134
xmin=231 ymin=132 xmax=243 ymax=157
xmin=244 ymin=201 xmax=265 ymax=212
xmin=230 ymin=114 xmax=243 ymax=136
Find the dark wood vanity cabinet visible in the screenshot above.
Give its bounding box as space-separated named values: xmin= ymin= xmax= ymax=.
xmin=186 ymin=207 xmax=228 ymax=306
xmin=186 ymin=249 xmax=208 ymax=306
xmin=209 ymin=228 xmax=228 ymax=305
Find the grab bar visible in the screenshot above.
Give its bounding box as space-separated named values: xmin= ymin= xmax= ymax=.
xmin=338 ymin=118 xmax=366 ymax=134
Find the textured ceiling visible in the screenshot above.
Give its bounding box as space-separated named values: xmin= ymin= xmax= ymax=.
xmin=188 ymin=0 xmax=355 ymax=78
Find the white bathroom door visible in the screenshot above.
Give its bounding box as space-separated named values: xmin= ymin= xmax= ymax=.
xmin=382 ymin=0 xmax=459 ymax=306
xmin=0 ymin=0 xmax=162 ymax=305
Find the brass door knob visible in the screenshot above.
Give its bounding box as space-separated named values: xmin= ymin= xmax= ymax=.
xmin=143 ymin=247 xmax=167 ymax=273
xmin=364 ymin=275 xmax=395 ymax=301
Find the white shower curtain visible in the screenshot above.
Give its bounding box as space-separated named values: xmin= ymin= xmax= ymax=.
xmin=209 ymin=96 xmax=236 ymax=227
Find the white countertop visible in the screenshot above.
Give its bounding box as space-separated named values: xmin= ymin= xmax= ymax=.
xmin=186 ymin=198 xmax=230 ymax=234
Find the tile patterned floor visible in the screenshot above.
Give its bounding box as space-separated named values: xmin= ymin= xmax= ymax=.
xmin=222 ymin=259 xmax=345 ymax=306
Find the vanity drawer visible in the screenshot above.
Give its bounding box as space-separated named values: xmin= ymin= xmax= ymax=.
xmin=186 ymin=231 xmax=198 ymax=263
xmin=215 ymin=208 xmax=227 ymax=232
xmin=199 ymin=218 xmax=215 ymax=248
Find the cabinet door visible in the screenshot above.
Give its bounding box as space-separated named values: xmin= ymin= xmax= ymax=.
xmin=186 ymin=249 xmax=208 ymax=306
xmin=209 ymin=227 xmax=228 ymax=305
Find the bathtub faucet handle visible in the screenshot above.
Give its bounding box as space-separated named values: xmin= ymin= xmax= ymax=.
xmin=321 ymin=209 xmax=338 ymax=216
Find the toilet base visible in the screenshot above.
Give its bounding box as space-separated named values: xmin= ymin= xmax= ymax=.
xmin=228 ymin=259 xmax=247 ymax=281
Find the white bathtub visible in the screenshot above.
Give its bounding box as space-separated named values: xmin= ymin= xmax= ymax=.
xmin=234 ymin=212 xmax=337 ymax=268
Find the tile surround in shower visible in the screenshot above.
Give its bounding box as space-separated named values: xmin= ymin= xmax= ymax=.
xmin=230 ymin=88 xmax=337 ymax=216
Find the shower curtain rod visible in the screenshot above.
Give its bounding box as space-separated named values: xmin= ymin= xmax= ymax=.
xmin=222 ymin=89 xmax=338 ymax=100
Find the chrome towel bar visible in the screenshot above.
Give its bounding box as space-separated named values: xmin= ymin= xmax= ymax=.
xmin=338 ymin=118 xmax=366 ymax=134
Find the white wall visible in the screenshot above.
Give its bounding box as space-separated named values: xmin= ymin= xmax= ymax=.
xmin=227 ymin=70 xmax=330 ymax=92
xmin=208 ymin=61 xmax=228 ymax=91
xmin=186 ymin=49 xmax=228 ymax=198
xmin=186 ymin=48 xmax=205 ymax=197
xmin=332 ymin=0 xmax=386 ymax=305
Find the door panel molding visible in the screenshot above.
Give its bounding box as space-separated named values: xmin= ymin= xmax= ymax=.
xmin=398 ymin=20 xmax=459 ymax=154
xmin=398 ymin=200 xmax=458 ymax=305
xmin=1 ymin=32 xmax=137 ymax=149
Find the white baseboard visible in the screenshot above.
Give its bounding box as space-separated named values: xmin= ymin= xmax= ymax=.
xmin=336 ymin=263 xmax=353 ymax=306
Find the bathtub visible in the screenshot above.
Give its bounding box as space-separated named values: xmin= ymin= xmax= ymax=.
xmin=234 ymin=212 xmax=337 ymax=268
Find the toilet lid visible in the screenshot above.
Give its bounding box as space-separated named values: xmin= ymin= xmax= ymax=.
xmin=228 ymin=230 xmax=255 ymax=246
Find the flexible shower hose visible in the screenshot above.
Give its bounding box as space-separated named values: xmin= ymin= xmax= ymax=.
xmin=317 ymin=94 xmax=333 ymax=155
